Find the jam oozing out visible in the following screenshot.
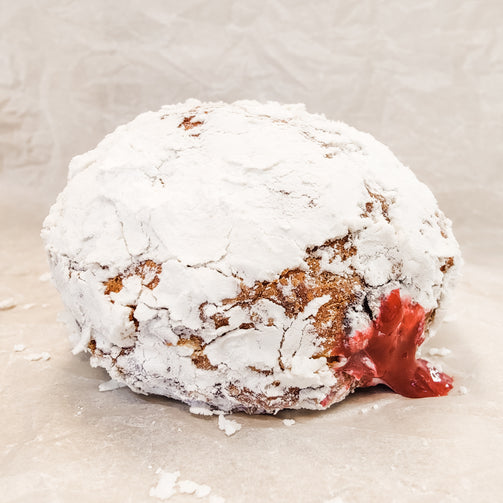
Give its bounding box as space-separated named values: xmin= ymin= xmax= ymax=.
xmin=332 ymin=289 xmax=453 ymax=399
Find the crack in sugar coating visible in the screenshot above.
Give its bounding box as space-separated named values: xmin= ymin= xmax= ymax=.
xmin=103 ymin=260 xmax=162 ymax=332
xmin=220 ymin=236 xmax=358 ymax=316
xmin=177 ymin=114 xmax=205 ymax=137
xmin=104 ymin=260 xmax=162 ymax=296
xmin=176 ymin=335 xmax=218 ymax=371
xmin=363 ymin=185 xmax=391 ymax=222
xmin=213 ymin=236 xmax=362 ymax=349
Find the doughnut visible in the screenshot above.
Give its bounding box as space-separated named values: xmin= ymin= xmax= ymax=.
xmin=42 ymin=100 xmax=461 ymax=413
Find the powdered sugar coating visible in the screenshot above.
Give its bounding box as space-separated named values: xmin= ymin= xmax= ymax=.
xmin=42 ymin=100 xmax=461 ymax=413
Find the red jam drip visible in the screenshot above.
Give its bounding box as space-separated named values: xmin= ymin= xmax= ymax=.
xmin=335 ymin=289 xmax=453 ymax=398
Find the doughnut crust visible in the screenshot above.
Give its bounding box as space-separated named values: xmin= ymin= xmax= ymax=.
xmin=42 ymin=100 xmax=461 ymax=413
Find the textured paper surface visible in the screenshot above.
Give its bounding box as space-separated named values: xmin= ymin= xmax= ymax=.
xmin=1 ymin=1 xmax=502 ymax=501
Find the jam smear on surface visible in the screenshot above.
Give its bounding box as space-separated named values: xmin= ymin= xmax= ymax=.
xmin=333 ymin=289 xmax=453 ymax=398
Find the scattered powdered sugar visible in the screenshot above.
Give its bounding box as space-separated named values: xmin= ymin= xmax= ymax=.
xmin=459 ymin=386 xmax=468 ymax=395
xmin=282 ymin=419 xmax=296 ymax=426
xmin=13 ymin=344 xmax=26 ymax=352
xmin=149 ymin=470 xmax=180 ymax=500
xmin=178 ymin=480 xmax=211 ymax=497
xmin=24 ymin=352 xmax=51 ymax=361
xmin=324 ymin=497 xmax=346 ymax=503
xmin=39 ymin=272 xmax=52 ymax=282
xmin=177 ymin=480 xmax=200 ymax=495
xmin=189 ymin=405 xmax=216 ymax=416
xmin=0 ymin=298 xmax=15 ymax=310
xmin=21 ymin=303 xmax=36 ymax=310
xmin=150 ymin=470 xmax=224 ymax=501
xmin=218 ymin=415 xmax=242 ymax=436
xmin=428 ymin=347 xmax=452 ymax=357
xmin=360 ymin=403 xmax=380 ymax=414
xmin=98 ymin=379 xmax=127 ymax=391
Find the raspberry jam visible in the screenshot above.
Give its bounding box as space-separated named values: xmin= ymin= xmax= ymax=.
xmin=333 ymin=289 xmax=453 ymax=398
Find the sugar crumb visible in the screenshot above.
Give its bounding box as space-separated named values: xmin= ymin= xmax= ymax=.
xmin=39 ymin=272 xmax=52 ymax=282
xmin=178 ymin=480 xmax=211 ymax=498
xmin=459 ymin=386 xmax=468 ymax=395
xmin=13 ymin=344 xmax=26 ymax=352
xmin=218 ymin=415 xmax=241 ymax=436
xmin=178 ymin=480 xmax=199 ymax=494
xmin=149 ymin=470 xmax=180 ymax=500
xmin=189 ymin=405 xmax=215 ymax=416
xmin=282 ymin=419 xmax=295 ymax=426
xmin=195 ymin=485 xmax=211 ymax=498
xmin=0 ymin=298 xmax=15 ymax=310
xmin=150 ymin=471 xmax=219 ymax=501
xmin=98 ymin=379 xmax=127 ymax=392
xmin=24 ymin=352 xmax=51 ymax=361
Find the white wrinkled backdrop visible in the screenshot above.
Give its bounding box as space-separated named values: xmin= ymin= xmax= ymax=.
xmin=1 ymin=0 xmax=502 ymax=262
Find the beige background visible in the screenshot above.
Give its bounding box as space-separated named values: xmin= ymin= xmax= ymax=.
xmin=1 ymin=1 xmax=502 ymax=502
